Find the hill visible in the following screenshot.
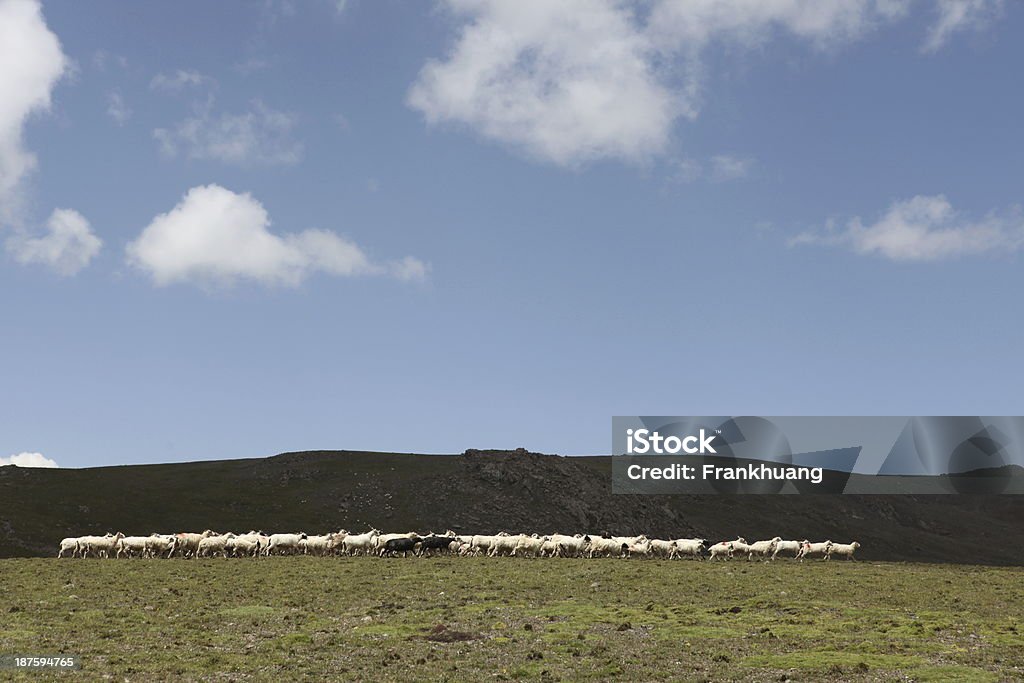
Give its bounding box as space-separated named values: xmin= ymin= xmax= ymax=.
xmin=1 ymin=449 xmax=1021 ymax=564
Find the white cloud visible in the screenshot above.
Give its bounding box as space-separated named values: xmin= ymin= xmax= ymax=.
xmin=410 ymin=0 xmax=1001 ymax=167
xmin=0 ymin=0 xmax=68 ymax=224
xmin=0 ymin=0 xmax=94 ymax=274
xmin=264 ymin=0 xmax=297 ymax=20
xmin=150 ymin=69 xmax=215 ymax=92
xmin=154 ymin=100 xmax=302 ymax=166
xmin=923 ymin=0 xmax=1003 ymax=52
xmin=790 ymin=195 xmax=1024 ymax=261
xmin=388 ymin=256 xmax=430 ymax=282
xmin=106 ymin=90 xmax=131 ymax=125
xmin=233 ymin=57 xmax=274 ymax=75
xmin=0 ymin=451 xmax=58 ymax=468
xmin=408 ymin=0 xmax=677 ymax=167
xmin=646 ymin=0 xmax=910 ymax=53
xmin=6 ymin=208 xmax=102 ymax=275
xmin=91 ymin=49 xmax=127 ymax=72
xmin=709 ymin=154 xmax=754 ymax=181
xmin=667 ymin=154 xmax=753 ymax=183
xmin=669 ymin=158 xmax=704 ymax=184
xmin=126 ymin=184 xmax=428 ymax=287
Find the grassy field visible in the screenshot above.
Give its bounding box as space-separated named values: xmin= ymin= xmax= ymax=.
xmin=1 ymin=557 xmax=1021 ymax=681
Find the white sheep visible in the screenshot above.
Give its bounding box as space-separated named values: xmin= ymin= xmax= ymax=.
xmin=341 ymin=529 xmax=379 ymax=556
xmin=549 ymin=533 xmax=589 ymax=558
xmin=145 ymin=534 xmax=177 ymax=559
xmin=57 ymin=537 xmax=81 ymax=558
xmin=771 ymin=540 xmax=803 ymax=560
xmin=670 ymin=538 xmax=706 ymax=559
xmin=116 ymin=536 xmax=150 ymax=559
xmin=647 ymin=539 xmax=677 ymax=558
xmin=746 ymin=537 xmax=782 ymax=561
xmin=488 ymin=534 xmax=524 ymax=557
xmin=299 ymin=534 xmax=333 ymax=556
xmin=587 ymin=536 xmax=625 ymax=558
xmin=267 ymin=533 xmax=306 ymax=556
xmin=825 ymin=541 xmax=860 ymax=561
xmin=197 ymin=533 xmax=236 ymax=558
xmin=708 ymin=537 xmax=746 ymax=560
xmin=798 ymin=540 xmax=833 ymax=561
xmin=172 ymin=530 xmax=217 ymax=558
xmin=511 ymin=535 xmax=545 ymax=557
xmin=81 ymin=533 xmax=124 ymax=558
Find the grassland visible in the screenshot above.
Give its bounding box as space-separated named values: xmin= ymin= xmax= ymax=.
xmin=1 ymin=557 xmax=1021 ymax=681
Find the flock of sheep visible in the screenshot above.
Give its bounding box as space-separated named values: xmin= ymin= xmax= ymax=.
xmin=57 ymin=530 xmax=861 ymax=561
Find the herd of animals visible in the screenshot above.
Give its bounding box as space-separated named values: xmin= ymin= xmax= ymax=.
xmin=56 ymin=530 xmax=861 ymax=561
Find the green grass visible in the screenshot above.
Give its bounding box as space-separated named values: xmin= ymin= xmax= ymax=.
xmin=1 ymin=557 xmax=1021 ymax=681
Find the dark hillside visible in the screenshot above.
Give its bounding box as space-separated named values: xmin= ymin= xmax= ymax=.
xmin=1 ymin=449 xmax=1020 ymax=564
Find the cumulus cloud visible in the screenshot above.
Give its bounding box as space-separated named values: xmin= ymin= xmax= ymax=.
xmin=126 ymin=184 xmax=428 ymax=287
xmin=154 ymin=100 xmax=302 ymax=166
xmin=106 ymin=90 xmax=131 ymax=125
xmin=0 ymin=451 xmax=58 ymax=468
xmin=150 ymin=69 xmax=215 ymax=92
xmin=6 ymin=208 xmax=102 ymax=274
xmin=0 ymin=0 xmax=96 ymax=272
xmin=91 ymin=49 xmax=127 ymax=72
xmin=669 ymin=158 xmax=704 ymax=184
xmin=408 ymin=1 xmax=912 ymax=166
xmin=667 ymin=154 xmax=753 ymax=184
xmin=408 ymin=0 xmax=676 ymax=166
xmin=0 ymin=0 xmax=68 ymax=223
xmin=923 ymin=0 xmax=1003 ymax=52
xmin=645 ymin=0 xmax=910 ymax=52
xmin=410 ymin=0 xmax=1000 ymax=167
xmin=790 ymin=195 xmax=1024 ymax=261
xmin=709 ymin=154 xmax=754 ymax=181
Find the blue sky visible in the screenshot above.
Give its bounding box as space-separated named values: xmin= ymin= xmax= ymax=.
xmin=1 ymin=0 xmax=1022 ymax=468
